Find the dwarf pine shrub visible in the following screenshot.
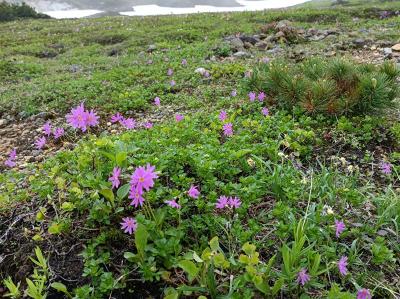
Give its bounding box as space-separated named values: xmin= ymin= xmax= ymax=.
xmin=246 ymin=58 xmax=399 ymax=116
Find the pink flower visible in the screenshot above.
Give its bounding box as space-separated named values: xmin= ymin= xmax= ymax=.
xmin=231 ymin=90 xmax=237 ymax=97
xmin=120 ymin=217 xmax=137 ymax=234
xmin=248 ymin=92 xmax=256 ymax=102
xmin=144 ymin=122 xmax=153 ymax=129
xmin=165 ymin=199 xmax=181 ymax=208
xmin=167 ymin=68 xmax=173 ymax=76
xmin=35 ymin=136 xmax=46 ymax=150
xmin=188 ymin=185 xmax=200 ymax=199
xmin=228 ymin=197 xmax=241 ymax=208
xmin=109 ymin=167 xmax=121 ymax=189
xmin=170 ymin=80 xmax=176 ymax=87
xmin=223 ymin=123 xmax=233 ymax=136
xmin=9 ymin=149 xmax=16 ymax=160
xmin=4 ymin=149 xmax=17 ymax=167
xmin=181 ymin=59 xmax=187 ymax=66
xmin=129 ymin=186 xmax=145 ymax=207
xmin=258 ymin=92 xmax=266 ymax=102
xmin=216 ymin=196 xmax=228 ymax=209
xmin=380 ymin=162 xmax=392 ymax=175
xmin=357 ymin=289 xmax=371 ymax=299
xmin=175 ymin=114 xmax=184 ymax=122
xmin=120 ymin=118 xmax=136 ymax=129
xmin=219 ymin=110 xmax=227 ymax=122
xmin=245 ymin=70 xmax=252 ymax=78
xmin=204 ymin=71 xmax=210 ymax=78
xmin=335 ymin=220 xmax=345 ymax=238
xmin=297 ymin=268 xmax=310 ymax=286
xmin=43 ymin=121 xmax=52 ymax=136
xmin=85 ymin=109 xmax=99 ymax=127
xmin=53 ymin=128 xmax=65 ymax=139
xmin=154 ymin=97 xmax=161 ymax=106
xmin=147 ymin=59 xmax=153 ymax=65
xmin=130 ymin=164 xmax=158 ymax=192
xmin=262 ymin=107 xmax=269 ymax=116
xmin=66 ymin=103 xmax=87 ymax=132
xmin=111 ymin=112 xmax=123 ymax=123
xmin=338 ymin=256 xmax=348 ymax=276
xmin=4 ymin=159 xmax=16 ymax=168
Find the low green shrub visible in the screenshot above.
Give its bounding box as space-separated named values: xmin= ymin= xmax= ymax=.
xmin=0 ymin=2 xmax=49 ymax=22
xmin=246 ymin=58 xmax=399 ymax=116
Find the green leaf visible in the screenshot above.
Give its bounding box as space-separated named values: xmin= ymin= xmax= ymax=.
xmin=206 ymin=263 xmax=217 ymax=299
xmin=48 ymin=223 xmax=62 ymax=235
xmin=209 ymin=236 xmax=219 ymax=251
xmin=116 ymin=152 xmax=127 ymax=166
xmin=164 ymin=287 xmax=179 ymax=299
xmin=51 ymin=282 xmax=72 ymax=298
xmin=135 ymin=225 xmax=148 ymax=259
xmin=99 ymin=189 xmax=114 ymax=203
xmin=253 ymin=275 xmax=269 ymax=295
xmin=193 ymin=251 xmax=203 ymax=263
xmin=61 ymin=202 xmax=75 ymax=212
xmin=242 ymin=242 xmax=256 ymax=255
xmin=116 ymin=183 xmax=130 ymax=199
xmin=123 ymin=252 xmax=138 ymax=262
xmin=272 ymin=278 xmax=284 ymax=295
xmin=178 ymin=260 xmax=199 ymax=283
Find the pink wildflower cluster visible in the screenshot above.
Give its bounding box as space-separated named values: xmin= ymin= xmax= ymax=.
xmin=219 ymin=110 xmax=227 ymax=122
xmin=4 ymin=149 xmax=17 ymax=168
xmin=110 ymin=112 xmax=136 ymax=130
xmin=215 ymin=196 xmax=241 ymax=209
xmin=175 ymin=114 xmax=184 ymax=122
xmin=165 ymin=199 xmax=180 ymax=209
xmin=109 ymin=167 xmax=121 ymax=189
xmin=188 ymin=185 xmax=200 ymax=199
xmin=222 ymin=123 xmax=233 ymax=137
xmin=129 ymin=164 xmax=158 ymax=207
xmin=66 ymin=103 xmax=99 ymax=132
xmin=248 ymin=91 xmax=266 ymax=102
xmin=35 ymin=121 xmax=65 ymax=150
xmin=120 ymin=217 xmax=137 ymax=234
xmin=297 ymin=268 xmax=310 ymax=286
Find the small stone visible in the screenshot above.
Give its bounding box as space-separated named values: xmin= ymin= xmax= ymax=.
xmin=195 ymin=67 xmax=207 ymax=75
xmin=255 ymin=41 xmax=271 ymax=50
xmin=383 ymin=48 xmax=393 ymax=55
xmin=392 ymin=43 xmax=400 ymax=52
xmin=233 ymin=51 xmax=250 ymax=58
xmin=0 ymin=119 xmax=8 ymax=127
xmin=147 ymin=44 xmax=157 ymax=52
xmin=225 ymin=37 xmax=244 ymax=51
xmin=275 ymin=31 xmax=285 ymax=39
xmin=353 ymin=38 xmax=366 ymax=47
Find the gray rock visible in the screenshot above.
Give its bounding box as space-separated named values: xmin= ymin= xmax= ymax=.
xmin=225 ymin=37 xmax=244 ymax=51
xmin=0 ymin=119 xmax=8 ymax=127
xmin=233 ymin=51 xmax=251 ymax=58
xmin=239 ymin=35 xmax=258 ymax=45
xmin=147 ymin=44 xmax=157 ymax=52
xmin=353 ymin=38 xmax=366 ymax=47
xmin=383 ymin=48 xmax=393 ymax=55
xmin=276 ymin=20 xmax=292 ymax=30
xmin=275 ymin=31 xmax=285 ymax=39
xmin=255 ymin=41 xmax=271 ymax=50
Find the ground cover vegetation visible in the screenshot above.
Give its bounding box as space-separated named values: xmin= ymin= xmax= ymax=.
xmin=0 ymin=0 xmax=399 ymax=298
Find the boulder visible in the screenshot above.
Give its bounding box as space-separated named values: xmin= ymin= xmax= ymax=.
xmin=392 ymin=43 xmax=400 ymax=52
